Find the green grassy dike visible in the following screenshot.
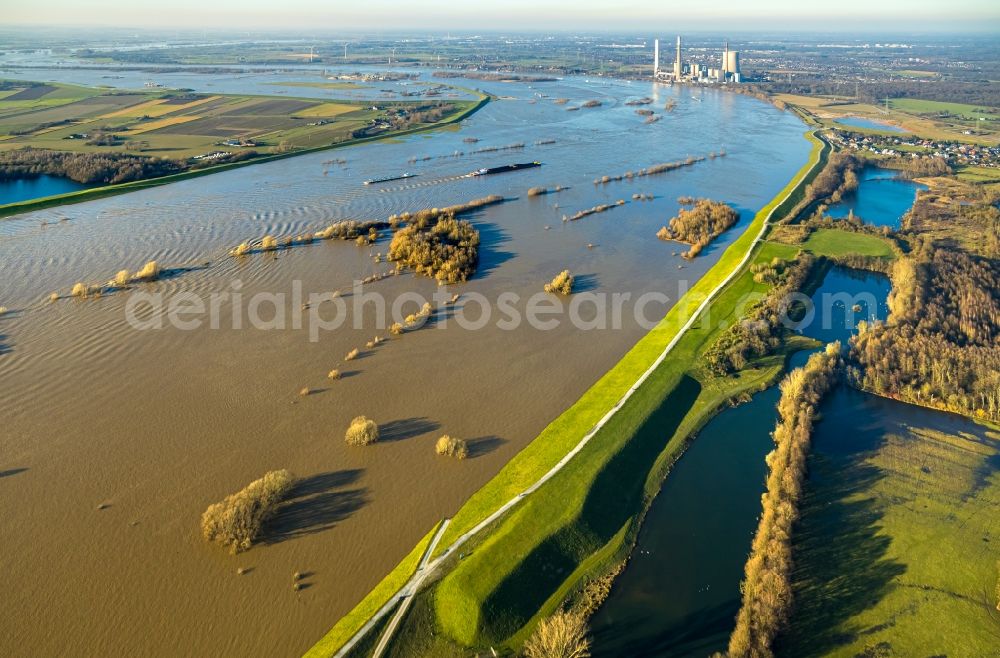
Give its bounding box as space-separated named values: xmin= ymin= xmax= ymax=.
xmin=303 ymin=523 xmax=441 ymax=658
xmin=302 ymin=130 xmax=829 ymax=657
xmin=0 ymin=95 xmax=489 ymax=219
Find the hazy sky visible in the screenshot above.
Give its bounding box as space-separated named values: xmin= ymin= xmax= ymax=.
xmin=6 ymin=0 xmax=999 ymax=31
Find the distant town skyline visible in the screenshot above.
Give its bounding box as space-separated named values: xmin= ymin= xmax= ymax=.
xmin=5 ymin=0 xmax=999 ymax=32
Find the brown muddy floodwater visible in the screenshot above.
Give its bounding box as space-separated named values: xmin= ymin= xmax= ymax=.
xmin=0 ymin=67 xmax=810 ymax=657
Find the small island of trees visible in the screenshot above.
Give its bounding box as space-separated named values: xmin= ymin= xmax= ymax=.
xmin=657 ymin=198 xmax=740 ymax=258
xmin=388 ymin=210 xmax=480 ymax=283
xmin=201 ymin=469 xmax=295 ymax=553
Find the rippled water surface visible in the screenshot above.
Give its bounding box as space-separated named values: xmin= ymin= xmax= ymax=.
xmin=0 ymin=66 xmax=812 ymax=658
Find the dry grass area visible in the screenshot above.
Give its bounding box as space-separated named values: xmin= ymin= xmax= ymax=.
xmin=294 ymin=102 xmax=362 ymax=118
xmin=523 ymin=611 xmax=590 ymax=658
xmin=99 ymin=95 xmax=222 ymax=119
xmin=129 ymin=116 xmax=201 ymax=134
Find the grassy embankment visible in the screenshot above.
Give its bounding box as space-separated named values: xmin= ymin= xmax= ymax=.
xmin=299 ymin=129 xmax=828 ymax=657
xmin=431 ymin=247 xmax=818 ymax=649
xmin=0 ymin=85 xmax=488 ymax=218
xmin=778 ymin=395 xmax=1000 ymax=657
xmin=342 ymin=133 xmax=823 ymax=656
xmin=302 ymin=522 xmax=441 ymax=658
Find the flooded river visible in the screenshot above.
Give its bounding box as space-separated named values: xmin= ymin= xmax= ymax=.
xmin=0 ymin=64 xmax=811 ymax=657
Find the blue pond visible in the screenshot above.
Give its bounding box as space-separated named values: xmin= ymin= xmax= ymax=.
xmin=0 ymin=175 xmax=90 ymax=205
xmin=834 ymin=116 xmax=909 ymax=133
xmin=826 ymin=168 xmax=927 ymax=229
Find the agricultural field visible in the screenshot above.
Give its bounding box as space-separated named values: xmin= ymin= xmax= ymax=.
xmin=0 ymin=80 xmax=474 ymax=160
xmin=889 ymin=97 xmax=998 ymax=123
xmin=775 ymin=92 xmax=1000 ymax=144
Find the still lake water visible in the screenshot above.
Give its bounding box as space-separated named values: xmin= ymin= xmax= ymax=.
xmin=591 ymin=266 xmax=891 ymax=657
xmin=825 ymin=167 xmax=927 ymax=229
xmin=833 ymin=116 xmax=909 ymax=133
xmin=0 ymin=175 xmax=90 ymax=205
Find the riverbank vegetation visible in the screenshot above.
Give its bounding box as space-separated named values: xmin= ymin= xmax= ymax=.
xmin=200 ymin=469 xmax=295 ymax=553
xmin=706 ymin=253 xmax=815 ymax=374
xmin=527 ymin=185 xmax=567 ymax=197
xmin=523 ymin=610 xmax=591 ymax=658
xmin=0 ymin=148 xmax=185 ymax=185
xmin=304 ymin=131 xmax=829 ymax=657
xmin=565 ymin=200 xmax=624 ymax=222
xmin=593 ymin=154 xmax=713 ymax=186
xmin=657 ymin=198 xmax=740 ymax=258
xmin=785 ymin=151 xmax=862 ymax=221
xmin=849 ymin=244 xmax=1000 ymax=420
xmin=727 ymin=343 xmax=842 ymax=658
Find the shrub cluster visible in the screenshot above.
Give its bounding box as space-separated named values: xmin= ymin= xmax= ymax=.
xmin=388 ymin=212 xmax=480 ymax=283
xmin=544 ymin=270 xmax=574 ymax=295
xmin=728 ymin=344 xmax=842 ymax=657
xmin=435 ymin=435 xmax=468 ymax=459
xmin=345 ymin=416 xmax=379 ymax=446
xmin=593 ymin=155 xmax=710 ymax=186
xmin=565 ymin=200 xmax=624 ymax=222
xmin=523 ymin=610 xmax=591 ymax=658
xmin=705 ymin=254 xmax=815 ymax=374
xmin=657 ymin=198 xmax=739 ymax=259
xmin=200 ymin=469 xmax=295 ymax=553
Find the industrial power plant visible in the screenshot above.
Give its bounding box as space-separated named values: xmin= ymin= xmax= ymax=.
xmin=653 ymin=36 xmax=742 ymax=84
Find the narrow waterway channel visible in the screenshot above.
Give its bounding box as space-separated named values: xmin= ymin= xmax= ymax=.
xmin=590 ymin=265 xmax=891 ymax=657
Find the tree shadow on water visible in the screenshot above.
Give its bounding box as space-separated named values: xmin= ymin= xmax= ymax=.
xmin=466 ymin=435 xmax=507 ymax=458
xmin=573 ymin=273 xmax=600 ymax=293
xmin=475 ymin=222 xmax=516 ymax=279
xmin=379 ymin=417 xmax=440 ymax=443
xmin=479 ymin=375 xmax=702 ymax=643
xmin=265 ymin=469 xmax=368 ymax=544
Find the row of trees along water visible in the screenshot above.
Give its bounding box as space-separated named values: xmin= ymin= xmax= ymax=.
xmin=725 ymin=343 xmax=843 ymax=658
